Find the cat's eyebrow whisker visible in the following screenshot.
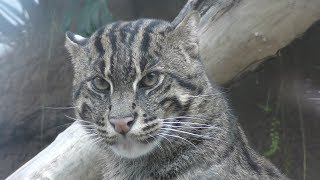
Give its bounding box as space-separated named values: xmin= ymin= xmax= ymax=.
xmin=158 ymin=133 xmax=197 ymax=148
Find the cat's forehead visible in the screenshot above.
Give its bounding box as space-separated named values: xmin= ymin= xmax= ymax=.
xmin=88 ymin=19 xmax=172 ymax=86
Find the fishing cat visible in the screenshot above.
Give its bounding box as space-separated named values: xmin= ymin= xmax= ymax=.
xmin=65 ymin=12 xmax=288 ymax=180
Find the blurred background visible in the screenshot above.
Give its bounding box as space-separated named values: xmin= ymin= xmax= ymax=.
xmin=0 ymin=0 xmax=319 ymax=179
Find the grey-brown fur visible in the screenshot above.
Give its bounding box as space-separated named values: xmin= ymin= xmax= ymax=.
xmin=65 ymin=12 xmax=289 ymax=180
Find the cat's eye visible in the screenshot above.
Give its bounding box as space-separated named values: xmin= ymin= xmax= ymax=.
xmin=92 ymin=76 xmax=110 ymax=92
xmin=140 ymin=72 xmax=160 ymax=88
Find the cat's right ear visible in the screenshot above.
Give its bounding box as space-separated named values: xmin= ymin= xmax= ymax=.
xmin=65 ymin=31 xmax=88 ymax=56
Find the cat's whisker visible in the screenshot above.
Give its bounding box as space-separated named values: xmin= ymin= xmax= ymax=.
xmin=159 ymin=116 xmax=213 ymax=123
xmin=148 ymin=134 xmax=163 ymax=152
xmin=46 ymin=122 xmax=75 ymax=131
xmin=64 ymin=114 xmax=94 ymax=125
xmin=157 ymin=133 xmax=172 ymax=145
xmin=161 ymin=127 xmax=227 ymax=144
xmin=84 ymin=132 xmax=101 ymax=139
xmin=162 ymin=121 xmax=212 ymax=127
xmin=89 ymin=139 xmax=102 ymax=147
xmin=163 ymin=124 xmax=222 ymax=130
xmin=90 ymin=136 xmax=104 ymax=146
xmin=161 ymin=115 xmax=211 ymax=120
xmin=161 ymin=127 xmax=212 ymax=139
xmin=158 ymin=133 xmax=197 ymax=148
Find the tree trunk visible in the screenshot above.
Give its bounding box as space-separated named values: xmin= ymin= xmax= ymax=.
xmin=6 ymin=0 xmax=320 ymax=179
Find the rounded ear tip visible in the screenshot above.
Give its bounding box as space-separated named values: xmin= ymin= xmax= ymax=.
xmin=65 ymin=31 xmax=88 ymax=46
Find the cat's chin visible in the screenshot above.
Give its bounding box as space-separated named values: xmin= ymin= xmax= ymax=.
xmin=109 ymin=136 xmax=157 ymax=159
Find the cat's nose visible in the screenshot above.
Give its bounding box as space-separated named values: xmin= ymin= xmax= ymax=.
xmin=109 ymin=116 xmax=135 ymax=135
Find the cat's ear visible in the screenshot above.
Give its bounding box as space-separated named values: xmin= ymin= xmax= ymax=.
xmin=169 ymin=11 xmax=200 ymax=45
xmin=65 ymin=31 xmax=88 ymax=55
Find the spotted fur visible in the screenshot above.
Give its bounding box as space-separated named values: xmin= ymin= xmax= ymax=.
xmin=65 ymin=12 xmax=288 ymax=180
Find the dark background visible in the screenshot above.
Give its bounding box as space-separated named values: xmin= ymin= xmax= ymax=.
xmin=0 ymin=0 xmax=319 ymax=179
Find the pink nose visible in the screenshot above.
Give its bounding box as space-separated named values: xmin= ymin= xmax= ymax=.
xmin=109 ymin=117 xmax=135 ymax=135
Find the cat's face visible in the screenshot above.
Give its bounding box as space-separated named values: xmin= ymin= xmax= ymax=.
xmin=65 ymin=13 xmax=212 ymax=158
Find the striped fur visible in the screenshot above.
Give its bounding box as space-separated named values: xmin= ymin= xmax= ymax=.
xmin=65 ymin=12 xmax=288 ymax=180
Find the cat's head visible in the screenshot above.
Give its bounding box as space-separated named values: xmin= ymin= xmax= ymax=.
xmin=65 ymin=12 xmax=218 ymax=158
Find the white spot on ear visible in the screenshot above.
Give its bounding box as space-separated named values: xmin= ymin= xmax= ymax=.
xmin=74 ymin=34 xmax=86 ymax=41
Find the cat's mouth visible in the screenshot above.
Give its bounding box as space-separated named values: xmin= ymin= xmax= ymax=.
xmin=109 ymin=135 xmax=159 ymax=158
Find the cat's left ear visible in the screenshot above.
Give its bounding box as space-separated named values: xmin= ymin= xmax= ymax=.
xmin=65 ymin=31 xmax=88 ymax=56
xmin=169 ymin=11 xmax=200 ymax=46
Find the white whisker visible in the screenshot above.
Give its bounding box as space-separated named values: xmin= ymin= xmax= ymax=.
xmin=64 ymin=114 xmax=94 ymax=125
xmin=163 ymin=124 xmax=222 ymax=130
xmin=161 ymin=128 xmax=211 ymax=139
xmin=158 ymin=133 xmax=197 ymax=148
xmin=162 ymin=121 xmax=211 ymax=127
xmin=161 ymin=115 xmax=211 ymax=120
xmin=148 ymin=134 xmax=163 ymax=152
xmin=157 ymin=134 xmax=172 ymax=145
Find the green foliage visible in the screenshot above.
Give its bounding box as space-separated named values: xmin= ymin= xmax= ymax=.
xmin=264 ymin=117 xmax=280 ymax=157
xmin=258 ymin=90 xmax=281 ymax=158
xmin=62 ymin=0 xmax=112 ymax=36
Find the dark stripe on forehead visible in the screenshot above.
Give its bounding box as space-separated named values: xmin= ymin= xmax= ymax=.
xmin=139 ymin=21 xmax=163 ymax=72
xmin=119 ymin=22 xmax=133 ymax=44
xmin=128 ymin=20 xmax=145 ymax=47
xmin=94 ymin=28 xmax=105 ymax=56
xmin=118 ymin=22 xmax=136 ymax=77
xmin=92 ymin=59 xmax=106 ymax=75
xmin=108 ymin=22 xmax=122 ymax=75
xmin=127 ymin=20 xmax=145 ymax=73
xmin=99 ymin=60 xmax=106 ymax=75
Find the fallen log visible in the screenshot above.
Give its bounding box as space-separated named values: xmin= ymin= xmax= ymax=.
xmin=6 ymin=0 xmax=320 ymax=179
